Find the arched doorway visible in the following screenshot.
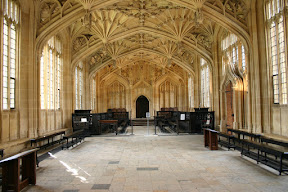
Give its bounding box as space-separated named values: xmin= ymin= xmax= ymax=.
xmin=136 ymin=95 xmax=149 ymax=118
xmin=226 ymin=81 xmax=234 ymax=130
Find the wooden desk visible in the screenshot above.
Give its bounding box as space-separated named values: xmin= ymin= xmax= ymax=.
xmin=99 ymin=120 xmax=118 ymax=135
xmin=0 ymin=148 xmax=38 ymax=192
xmin=203 ymin=128 xmax=218 ymax=150
xmin=203 ymin=128 xmax=210 ymax=147
xmin=0 ymin=148 xmax=4 ymax=158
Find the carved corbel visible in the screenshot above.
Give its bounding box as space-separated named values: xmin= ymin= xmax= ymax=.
xmin=81 ymin=10 xmax=92 ymax=28
xmin=194 ymin=8 xmax=204 ymax=25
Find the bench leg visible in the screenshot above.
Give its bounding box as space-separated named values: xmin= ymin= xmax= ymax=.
xmin=36 ymin=151 xmax=39 ymax=167
xmin=241 ymin=143 xmax=243 ymax=156
xmin=279 ymin=155 xmax=283 ymax=175
xmin=257 ymin=149 xmax=260 ymax=164
xmin=228 ymin=138 xmax=231 ymax=151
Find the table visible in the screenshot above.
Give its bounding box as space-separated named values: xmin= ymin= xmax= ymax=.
xmin=99 ymin=120 xmax=118 ymax=135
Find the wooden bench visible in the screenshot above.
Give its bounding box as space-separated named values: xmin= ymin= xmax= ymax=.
xmin=0 ymin=149 xmax=38 ymax=192
xmin=227 ymin=128 xmax=261 ymax=141
xmin=227 ymin=128 xmax=261 ymax=150
xmin=62 ymin=130 xmax=85 ymax=149
xmin=218 ymin=132 xmax=236 ymax=150
xmin=241 ymin=139 xmax=262 ymax=162
xmin=241 ymin=139 xmax=288 ymax=175
xmin=30 ymin=130 xmax=65 ymax=150
xmin=30 ymin=130 xmax=65 ymax=166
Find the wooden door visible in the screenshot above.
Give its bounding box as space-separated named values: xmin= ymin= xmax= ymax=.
xmin=136 ymin=96 xmax=149 ymax=118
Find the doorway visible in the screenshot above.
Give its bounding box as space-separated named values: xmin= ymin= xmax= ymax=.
xmin=226 ymin=81 xmax=234 ymax=130
xmin=136 ymin=95 xmax=149 ymax=118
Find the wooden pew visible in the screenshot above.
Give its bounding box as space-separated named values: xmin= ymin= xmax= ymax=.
xmin=62 ymin=130 xmax=84 ymax=149
xmin=167 ymin=120 xmax=177 ymax=132
xmin=0 ymin=149 xmax=38 ymax=192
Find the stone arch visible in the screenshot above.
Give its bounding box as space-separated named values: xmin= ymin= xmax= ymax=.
xmin=220 ymin=62 xmax=246 ymax=132
xmin=155 ymin=75 xmax=185 ymax=111
xmin=35 ymin=2 xmax=252 ymax=65
xmin=87 ymin=48 xmax=195 ymax=78
xmin=135 ymin=95 xmax=150 ymax=118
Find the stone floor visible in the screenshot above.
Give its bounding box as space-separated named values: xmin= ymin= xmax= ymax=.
xmin=23 ymin=126 xmax=288 ymax=192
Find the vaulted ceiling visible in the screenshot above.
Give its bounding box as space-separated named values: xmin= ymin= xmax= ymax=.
xmin=36 ymin=0 xmax=250 ymax=77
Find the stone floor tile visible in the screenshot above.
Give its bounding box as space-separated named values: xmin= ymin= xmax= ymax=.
xmin=19 ymin=127 xmax=288 ymax=192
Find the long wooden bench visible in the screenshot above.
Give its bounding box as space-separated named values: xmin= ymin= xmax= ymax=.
xmin=218 ymin=132 xmax=236 ymax=150
xmin=227 ymin=128 xmax=261 ymax=141
xmin=0 ymin=149 xmax=38 ymax=192
xmin=227 ymin=128 xmax=261 ymax=150
xmin=30 ymin=130 xmax=65 ymax=166
xmin=241 ymin=139 xmax=262 ymax=162
xmin=30 ymin=130 xmax=65 ymax=150
xmin=241 ymin=138 xmax=288 ymax=175
xmin=62 ymin=130 xmax=84 ymax=149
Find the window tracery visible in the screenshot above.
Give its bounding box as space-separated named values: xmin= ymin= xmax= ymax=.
xmin=221 ymin=32 xmax=247 ymax=75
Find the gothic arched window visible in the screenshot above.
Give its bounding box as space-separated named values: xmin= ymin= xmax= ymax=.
xmin=91 ymin=77 xmax=96 ymax=111
xmin=265 ymin=0 xmax=287 ymax=104
xmin=221 ymin=33 xmax=247 ymax=75
xmin=75 ymin=63 xmax=83 ymax=109
xmin=188 ymin=75 xmax=194 ymax=109
xmin=2 ymin=0 xmax=19 ymax=109
xmin=40 ymin=36 xmax=62 ymax=109
xmin=200 ymin=58 xmax=210 ymax=108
